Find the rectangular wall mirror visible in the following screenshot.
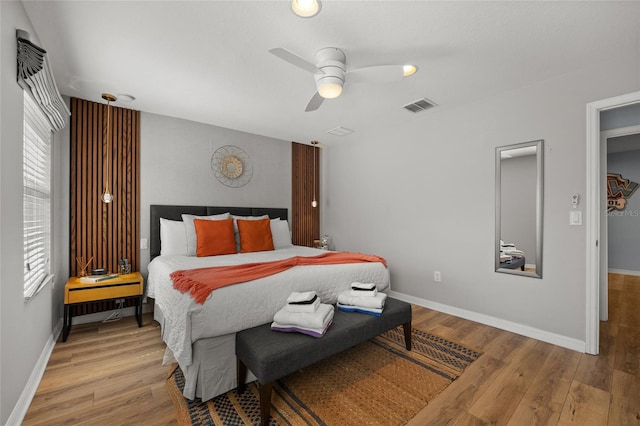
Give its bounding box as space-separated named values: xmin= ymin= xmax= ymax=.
xmin=495 ymin=140 xmax=543 ymax=278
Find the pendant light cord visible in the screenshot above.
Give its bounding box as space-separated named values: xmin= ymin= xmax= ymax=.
xmin=101 ymin=93 xmax=116 ymax=203
xmin=105 ymin=99 xmax=110 ymax=194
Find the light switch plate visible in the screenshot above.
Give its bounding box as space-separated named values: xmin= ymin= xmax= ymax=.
xmin=140 ymin=238 xmax=148 ymax=250
xmin=570 ymin=211 xmax=582 ymax=226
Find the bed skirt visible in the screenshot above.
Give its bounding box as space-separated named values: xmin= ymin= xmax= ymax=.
xmin=155 ymin=304 xmax=257 ymax=400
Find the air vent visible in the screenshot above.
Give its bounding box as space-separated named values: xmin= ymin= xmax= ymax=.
xmin=327 ymin=126 xmax=354 ymax=136
xmin=402 ymin=98 xmax=437 ymax=113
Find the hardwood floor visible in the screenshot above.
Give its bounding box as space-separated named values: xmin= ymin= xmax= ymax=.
xmin=408 ymin=273 xmax=640 ymax=425
xmin=24 ymin=274 xmax=640 ymax=425
xmin=22 ymin=315 xmax=177 ymax=426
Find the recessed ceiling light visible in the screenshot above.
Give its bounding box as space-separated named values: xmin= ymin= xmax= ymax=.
xmin=292 ymin=0 xmax=321 ymax=18
xmin=402 ymin=65 xmax=418 ymax=77
xmin=117 ymin=93 xmax=136 ymax=102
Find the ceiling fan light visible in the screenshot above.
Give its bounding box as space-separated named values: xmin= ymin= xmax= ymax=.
xmin=318 ymin=83 xmax=342 ymax=99
xmin=292 ymin=0 xmax=320 ymax=18
xmin=402 ymin=65 xmax=418 ymax=77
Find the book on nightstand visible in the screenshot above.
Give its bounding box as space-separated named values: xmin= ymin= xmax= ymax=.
xmin=80 ymin=274 xmax=119 ymax=283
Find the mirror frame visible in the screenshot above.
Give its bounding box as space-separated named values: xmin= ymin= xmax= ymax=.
xmin=495 ymin=139 xmax=544 ymax=278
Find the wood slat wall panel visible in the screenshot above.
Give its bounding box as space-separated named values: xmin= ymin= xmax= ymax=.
xmin=291 ymin=142 xmax=319 ymax=246
xmin=70 ymin=98 xmax=140 ymax=314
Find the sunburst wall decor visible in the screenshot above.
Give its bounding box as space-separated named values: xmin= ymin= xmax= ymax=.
xmin=211 ymin=145 xmax=253 ymax=188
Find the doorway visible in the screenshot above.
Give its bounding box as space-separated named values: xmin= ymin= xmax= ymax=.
xmin=599 ymin=126 xmax=640 ymax=323
xmin=586 ymin=91 xmax=640 ymax=355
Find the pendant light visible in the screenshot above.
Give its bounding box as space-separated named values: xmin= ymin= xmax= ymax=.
xmin=101 ymin=93 xmax=116 ymax=203
xmin=311 ymin=141 xmax=318 ymax=208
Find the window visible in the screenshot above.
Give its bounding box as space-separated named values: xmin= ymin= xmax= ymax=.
xmin=23 ymin=93 xmax=53 ymax=299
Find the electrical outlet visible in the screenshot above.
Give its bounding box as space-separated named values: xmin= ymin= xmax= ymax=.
xmin=434 ymin=271 xmax=442 ymax=282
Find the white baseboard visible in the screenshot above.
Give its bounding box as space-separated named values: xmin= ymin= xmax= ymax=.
xmin=6 ymin=319 xmax=63 ymax=426
xmin=608 ymin=268 xmax=640 ymax=277
xmin=388 ymin=290 xmax=586 ymax=353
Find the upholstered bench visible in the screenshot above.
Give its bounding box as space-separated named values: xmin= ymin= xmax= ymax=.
xmin=236 ymin=297 xmax=412 ymax=425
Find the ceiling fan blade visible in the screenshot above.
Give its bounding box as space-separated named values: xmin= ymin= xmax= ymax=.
xmin=346 ymin=65 xmax=406 ymax=84
xmin=269 ymin=48 xmax=321 ymax=74
xmin=305 ymin=92 xmax=324 ymax=112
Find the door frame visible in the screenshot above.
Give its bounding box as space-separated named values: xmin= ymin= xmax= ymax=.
xmin=585 ymin=91 xmax=640 ymax=355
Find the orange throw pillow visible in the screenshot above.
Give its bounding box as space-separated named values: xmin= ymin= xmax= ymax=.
xmin=237 ymin=218 xmax=275 ymax=253
xmin=194 ymin=218 xmax=237 ymax=257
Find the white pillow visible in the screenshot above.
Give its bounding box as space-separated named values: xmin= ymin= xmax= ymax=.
xmin=182 ymin=213 xmax=230 ymax=256
xmin=270 ymin=219 xmax=293 ymax=249
xmin=160 ymin=218 xmax=188 ymax=256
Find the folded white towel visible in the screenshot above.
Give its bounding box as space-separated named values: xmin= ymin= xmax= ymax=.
xmin=337 ymin=290 xmax=387 ymax=309
xmin=271 ymin=319 xmax=333 ymax=338
xmin=349 ymin=288 xmax=377 ymax=297
xmin=351 ymin=282 xmax=376 ymax=290
xmin=285 ymin=297 xmax=321 ymax=313
xmin=337 ymin=302 xmax=383 ymax=316
xmin=273 ymin=303 xmax=334 ymax=329
xmin=287 ymin=291 xmax=317 ymax=304
xmin=503 ymin=249 xmax=524 ymax=256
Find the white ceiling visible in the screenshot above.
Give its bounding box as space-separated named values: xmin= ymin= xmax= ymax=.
xmin=609 ymin=133 xmax=640 ymax=153
xmin=22 ymin=1 xmax=640 ymax=146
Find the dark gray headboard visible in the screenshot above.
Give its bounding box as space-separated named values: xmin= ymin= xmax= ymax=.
xmin=150 ymin=205 xmax=288 ymax=260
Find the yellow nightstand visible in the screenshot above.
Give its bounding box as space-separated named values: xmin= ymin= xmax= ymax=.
xmin=63 ymin=272 xmax=144 ymax=342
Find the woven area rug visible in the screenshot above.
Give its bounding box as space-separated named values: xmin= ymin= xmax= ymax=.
xmin=166 ymin=327 xmax=480 ymax=426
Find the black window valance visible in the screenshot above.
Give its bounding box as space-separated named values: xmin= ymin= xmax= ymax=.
xmin=16 ymin=29 xmax=69 ymax=131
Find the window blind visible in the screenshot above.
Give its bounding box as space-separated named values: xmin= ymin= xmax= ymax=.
xmin=16 ymin=29 xmax=69 ymax=131
xmin=23 ymin=93 xmax=53 ymax=299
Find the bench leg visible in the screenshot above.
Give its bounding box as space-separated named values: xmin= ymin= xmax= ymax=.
xmin=403 ymin=321 xmax=412 ymax=351
xmin=236 ymin=358 xmax=247 ymax=394
xmin=259 ymin=382 xmax=273 ymax=426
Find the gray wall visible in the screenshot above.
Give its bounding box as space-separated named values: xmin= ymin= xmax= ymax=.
xmin=1 ymin=1 xmax=69 ymax=423
xmin=139 ymin=112 xmax=292 ymax=274
xmin=607 ymin=150 xmax=640 ymax=272
xmin=322 ymin=54 xmax=639 ymax=344
xmin=500 ymin=154 xmax=537 ymax=265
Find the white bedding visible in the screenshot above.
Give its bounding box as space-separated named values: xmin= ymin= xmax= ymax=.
xmin=147 ymin=246 xmax=390 ymax=368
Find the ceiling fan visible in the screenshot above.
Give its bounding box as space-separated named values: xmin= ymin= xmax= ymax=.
xmin=269 ymin=47 xmax=417 ymax=112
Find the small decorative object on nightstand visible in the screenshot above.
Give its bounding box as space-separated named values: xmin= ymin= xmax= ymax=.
xmin=118 ymin=258 xmax=131 ymax=275
xmin=320 ymin=235 xmax=330 ymax=250
xmin=63 ymin=271 xmax=144 ymax=342
xmin=75 ymin=256 xmax=92 ymax=277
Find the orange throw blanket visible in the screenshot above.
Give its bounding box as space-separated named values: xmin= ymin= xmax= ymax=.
xmin=171 ymin=251 xmax=387 ymax=304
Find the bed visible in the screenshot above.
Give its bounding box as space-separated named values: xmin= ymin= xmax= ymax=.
xmin=147 ymin=205 xmax=391 ymax=401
